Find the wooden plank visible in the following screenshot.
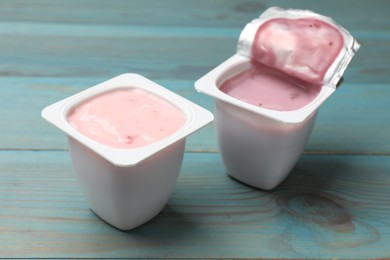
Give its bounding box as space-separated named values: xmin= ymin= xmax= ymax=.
xmin=0 ymin=25 xmax=387 ymax=83
xmin=0 ymin=0 xmax=388 ymax=32
xmin=0 ymin=31 xmax=234 ymax=79
xmin=307 ymin=82 xmax=390 ymax=155
xmin=0 ymin=77 xmax=389 ymax=154
xmin=1 ymin=150 xmax=389 ymax=258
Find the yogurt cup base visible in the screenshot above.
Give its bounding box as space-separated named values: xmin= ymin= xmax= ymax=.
xmin=215 ymin=100 xmax=316 ymax=190
xmin=68 ymin=137 xmax=185 ymax=230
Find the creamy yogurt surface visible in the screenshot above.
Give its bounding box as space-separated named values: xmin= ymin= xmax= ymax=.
xmin=67 ymin=88 xmax=187 ymax=149
xmin=220 ymin=63 xmax=321 ymax=111
xmin=251 ymin=18 xmax=344 ymax=84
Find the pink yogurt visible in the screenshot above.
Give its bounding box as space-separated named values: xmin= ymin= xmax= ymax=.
xmin=220 ymin=17 xmax=344 ymax=111
xmin=220 ymin=63 xmax=321 ymax=111
xmin=251 ymin=18 xmax=344 ymax=84
xmin=67 ymin=88 xmax=187 ymax=149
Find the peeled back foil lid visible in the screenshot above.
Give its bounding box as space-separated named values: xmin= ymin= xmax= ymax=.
xmin=237 ymin=7 xmax=360 ymax=88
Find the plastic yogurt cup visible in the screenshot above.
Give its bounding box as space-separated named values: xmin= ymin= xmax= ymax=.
xmin=195 ymin=7 xmax=359 ymax=190
xmin=42 ymin=73 xmax=213 ymax=230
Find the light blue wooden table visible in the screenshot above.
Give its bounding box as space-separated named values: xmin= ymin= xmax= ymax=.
xmin=1 ymin=0 xmax=389 ymax=258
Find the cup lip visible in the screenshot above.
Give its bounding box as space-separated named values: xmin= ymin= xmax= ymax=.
xmin=42 ymin=73 xmax=214 ymax=166
xmin=195 ymin=54 xmax=335 ymax=124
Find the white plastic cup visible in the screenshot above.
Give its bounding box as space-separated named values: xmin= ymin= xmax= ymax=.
xmin=195 ymin=55 xmax=330 ymax=190
xmin=214 ymin=99 xmax=316 ymax=190
xmin=42 ymin=74 xmax=213 ymax=230
xmin=195 ymin=7 xmax=359 ymax=190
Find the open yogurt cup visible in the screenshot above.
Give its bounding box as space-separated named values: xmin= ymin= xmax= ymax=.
xmin=42 ymin=73 xmax=213 ymax=230
xmin=195 ymin=7 xmax=359 ymax=190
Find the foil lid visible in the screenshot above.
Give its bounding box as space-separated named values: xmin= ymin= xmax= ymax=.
xmin=237 ymin=7 xmax=360 ymax=88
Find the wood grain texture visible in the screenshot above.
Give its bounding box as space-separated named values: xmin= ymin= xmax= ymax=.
xmin=1 ymin=0 xmax=390 ymax=258
xmin=0 ymin=151 xmax=389 ymax=258
xmin=0 ymin=24 xmax=387 ymax=83
xmin=0 ymin=0 xmax=388 ymax=32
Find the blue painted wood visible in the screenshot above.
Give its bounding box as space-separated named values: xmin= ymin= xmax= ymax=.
xmin=0 ymin=151 xmax=389 ymax=258
xmin=0 ymin=24 xmax=386 ymax=83
xmin=1 ymin=0 xmax=390 ymax=258
xmin=0 ymin=0 xmax=388 ymax=32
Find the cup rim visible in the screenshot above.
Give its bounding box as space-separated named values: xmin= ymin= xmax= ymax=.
xmin=195 ymin=54 xmax=335 ymax=124
xmin=42 ymin=73 xmax=214 ymax=166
